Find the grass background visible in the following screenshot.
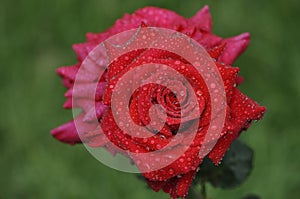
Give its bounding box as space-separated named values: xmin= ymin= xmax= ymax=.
xmin=1 ymin=0 xmax=299 ymax=198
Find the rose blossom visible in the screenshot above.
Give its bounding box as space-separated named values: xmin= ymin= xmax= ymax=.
xmin=51 ymin=6 xmax=266 ymax=198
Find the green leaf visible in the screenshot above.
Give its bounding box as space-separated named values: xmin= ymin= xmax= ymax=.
xmin=241 ymin=194 xmax=261 ymax=199
xmin=196 ymin=139 xmax=254 ymax=189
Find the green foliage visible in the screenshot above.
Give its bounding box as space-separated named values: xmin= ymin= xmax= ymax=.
xmin=241 ymin=194 xmax=261 ymax=199
xmin=198 ymin=140 xmax=253 ymax=189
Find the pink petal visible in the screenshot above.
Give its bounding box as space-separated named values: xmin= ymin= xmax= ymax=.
xmin=51 ymin=120 xmax=81 ymax=145
xmin=134 ymin=7 xmax=185 ymax=28
xmin=56 ymin=65 xmax=79 ymax=81
xmin=72 ymin=41 xmax=98 ymax=62
xmin=218 ymin=32 xmax=251 ymax=65
xmin=189 ymin=5 xmax=212 ymax=32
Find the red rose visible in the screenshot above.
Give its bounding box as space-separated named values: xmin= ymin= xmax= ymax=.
xmin=52 ymin=6 xmax=266 ymax=199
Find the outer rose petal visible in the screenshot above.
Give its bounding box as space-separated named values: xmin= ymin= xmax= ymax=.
xmin=56 ymin=65 xmax=79 ymax=81
xmin=134 ymin=7 xmax=185 ymax=28
xmin=209 ymin=88 xmax=266 ymax=164
xmin=72 ymin=41 xmax=99 ymax=62
xmin=218 ymin=33 xmax=251 ymax=65
xmin=51 ymin=120 xmax=81 ymax=145
xmin=52 ymin=114 xmax=98 ymax=145
xmin=189 ymin=5 xmax=212 ymax=32
xmin=147 ymin=170 xmax=196 ymax=199
xmin=56 ymin=65 xmax=79 ymax=88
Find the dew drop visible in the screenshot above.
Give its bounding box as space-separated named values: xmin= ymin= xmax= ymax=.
xmin=168 ymin=168 xmax=174 ymax=175
xmin=210 ymin=83 xmax=216 ymax=89
xmin=143 ymin=138 xmax=148 ymax=143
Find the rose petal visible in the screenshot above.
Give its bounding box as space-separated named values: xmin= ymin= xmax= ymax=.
xmin=189 ymin=5 xmax=212 ymax=32
xmin=209 ymin=88 xmax=266 ymax=164
xmin=51 ymin=120 xmax=81 ymax=145
xmin=218 ymin=32 xmax=251 ymax=65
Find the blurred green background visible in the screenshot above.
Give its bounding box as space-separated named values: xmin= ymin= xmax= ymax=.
xmin=1 ymin=0 xmax=299 ymax=198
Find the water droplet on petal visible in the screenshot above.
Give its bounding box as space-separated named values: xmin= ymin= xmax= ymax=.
xmin=168 ymin=168 xmax=174 ymax=175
